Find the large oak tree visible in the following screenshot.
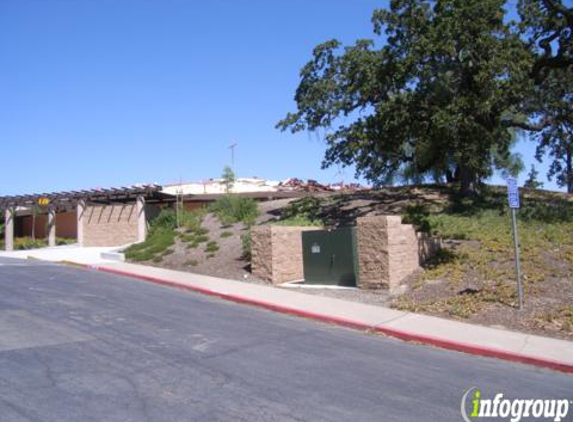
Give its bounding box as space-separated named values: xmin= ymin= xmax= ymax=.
xmin=278 ymin=0 xmax=536 ymax=195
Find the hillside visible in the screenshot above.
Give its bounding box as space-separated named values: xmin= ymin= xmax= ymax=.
xmin=125 ymin=185 xmax=573 ymax=340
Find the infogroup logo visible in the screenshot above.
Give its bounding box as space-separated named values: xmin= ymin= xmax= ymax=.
xmin=461 ymin=387 xmax=571 ymax=422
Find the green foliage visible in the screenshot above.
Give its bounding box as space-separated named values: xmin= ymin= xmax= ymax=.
xmin=185 ymin=259 xmax=198 ymax=266
xmin=209 ymin=195 xmax=259 ymax=226
xmin=220 ymin=230 xmax=233 ymax=238
xmin=280 ymin=197 xmax=323 ymax=222
xmin=278 ymin=0 xmax=535 ymax=195
xmin=241 ymin=232 xmax=251 ymax=262
xmin=10 ymin=237 xmax=75 ymax=250
xmin=15 ymin=238 xmax=47 ymax=250
xmin=149 ymin=209 xmax=177 ymax=233
xmin=395 ymin=187 xmax=573 ymax=322
xmin=524 ymin=164 xmax=544 ymax=189
xmin=124 ymin=227 xmax=176 ymax=262
xmin=273 ymin=216 xmax=323 ymax=227
xmin=205 ymin=240 xmax=220 ymax=254
xmin=221 ymin=165 xmax=236 ymax=193
xmin=402 ymin=205 xmax=433 ymax=234
xmin=179 ymin=210 xmax=205 ymax=232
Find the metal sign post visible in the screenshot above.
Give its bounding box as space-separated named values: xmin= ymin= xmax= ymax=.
xmin=506 ymin=178 xmax=523 ymax=310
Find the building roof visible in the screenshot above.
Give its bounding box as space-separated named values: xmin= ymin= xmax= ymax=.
xmin=0 ymin=184 xmax=173 ymax=211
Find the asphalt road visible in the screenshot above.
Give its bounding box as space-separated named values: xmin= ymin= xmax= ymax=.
xmin=0 ymin=257 xmax=570 ymax=422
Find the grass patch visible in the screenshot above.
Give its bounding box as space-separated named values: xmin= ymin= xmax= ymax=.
xmin=220 ymin=230 xmax=233 ymax=238
xmin=124 ymin=227 xmax=176 ymax=262
xmin=185 ymin=259 xmax=198 ymax=266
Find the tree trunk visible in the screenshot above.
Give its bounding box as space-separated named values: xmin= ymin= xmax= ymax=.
xmin=445 ymin=168 xmax=455 ymax=183
xmin=567 ymin=149 xmax=572 ymax=194
xmin=459 ymin=165 xmax=478 ymax=196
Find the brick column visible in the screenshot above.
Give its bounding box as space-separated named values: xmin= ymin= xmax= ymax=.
xmin=77 ymin=200 xmax=86 ymax=246
xmin=47 ymin=208 xmax=56 ymax=247
xmin=136 ymin=196 xmax=147 ymax=242
xmin=4 ymin=207 xmax=14 ymax=251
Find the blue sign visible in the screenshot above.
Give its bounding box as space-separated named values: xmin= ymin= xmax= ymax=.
xmin=507 ymin=177 xmax=520 ymax=208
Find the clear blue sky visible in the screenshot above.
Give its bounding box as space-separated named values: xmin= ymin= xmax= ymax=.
xmin=0 ymin=0 xmax=560 ymax=195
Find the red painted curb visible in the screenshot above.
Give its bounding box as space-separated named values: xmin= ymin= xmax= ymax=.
xmin=84 ymin=264 xmax=573 ymax=374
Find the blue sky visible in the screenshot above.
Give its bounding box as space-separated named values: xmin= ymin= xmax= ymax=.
xmin=0 ymin=0 xmax=560 ymax=195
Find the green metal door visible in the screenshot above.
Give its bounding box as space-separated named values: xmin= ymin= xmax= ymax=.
xmin=302 ymin=227 xmax=357 ymax=286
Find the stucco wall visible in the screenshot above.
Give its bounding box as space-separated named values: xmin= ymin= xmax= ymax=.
xmin=82 ymin=204 xmax=138 ymax=247
xmin=251 ymin=225 xmax=323 ymax=285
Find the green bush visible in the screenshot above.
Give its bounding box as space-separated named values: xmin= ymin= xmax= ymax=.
xmin=149 ymin=209 xmax=177 ymax=234
xmin=241 ymin=232 xmax=251 ymax=262
xmin=280 ymin=196 xmax=323 ymax=222
xmin=205 ymin=240 xmax=219 ymax=254
xmin=220 ymin=230 xmax=233 ymax=238
xmin=272 ymin=215 xmax=323 ymax=227
xmin=179 ymin=209 xmax=205 ymax=232
xmin=209 ymin=195 xmax=259 ymax=226
xmin=14 ymin=237 xmax=47 ymax=250
xmin=402 ymin=204 xmax=433 ymax=234
xmin=195 ymin=234 xmax=210 ymax=243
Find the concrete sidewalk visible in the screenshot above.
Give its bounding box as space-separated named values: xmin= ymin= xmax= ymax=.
xmin=0 ymin=245 xmax=119 ymax=265
xmin=75 ymin=260 xmax=573 ymax=373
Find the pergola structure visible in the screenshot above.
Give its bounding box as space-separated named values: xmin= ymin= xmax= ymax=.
xmin=0 ymin=185 xmax=173 ymax=251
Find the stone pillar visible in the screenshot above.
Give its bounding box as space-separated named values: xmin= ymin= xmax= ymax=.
xmin=47 ymin=208 xmax=56 ymax=247
xmin=136 ymin=196 xmax=147 ymax=242
xmin=77 ymin=200 xmax=86 ymax=246
xmin=4 ymin=208 xmax=14 ymax=251
xmin=356 ymin=215 xmax=425 ymax=291
xmin=251 ymin=225 xmax=323 ymax=285
xmin=356 ymin=216 xmax=393 ymax=290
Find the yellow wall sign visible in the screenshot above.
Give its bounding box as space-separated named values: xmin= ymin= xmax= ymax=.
xmin=38 ymin=198 xmax=50 ymax=206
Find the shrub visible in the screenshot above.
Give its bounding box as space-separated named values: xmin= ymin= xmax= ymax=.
xmin=220 ymin=230 xmax=233 ymax=238
xmin=280 ymin=196 xmax=323 ymax=222
xmin=149 ymin=209 xmax=177 ymax=234
xmin=205 ymin=240 xmax=219 ymax=254
xmin=185 ymin=259 xmax=198 ymax=266
xmin=14 ymin=237 xmax=47 ymax=250
xmin=241 ymin=232 xmax=251 ymax=262
xmin=179 ymin=209 xmax=205 ymax=232
xmin=209 ymin=195 xmax=259 ymax=226
xmin=402 ymin=204 xmax=433 ymax=234
xmin=195 ymin=234 xmax=210 ymax=243
xmin=272 ymin=215 xmax=323 ymax=227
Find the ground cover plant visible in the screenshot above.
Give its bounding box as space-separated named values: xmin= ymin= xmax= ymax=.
xmin=392 ymin=186 xmax=573 ymax=338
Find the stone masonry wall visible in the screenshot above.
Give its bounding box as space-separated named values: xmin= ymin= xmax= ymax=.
xmin=356 ymin=216 xmax=391 ymax=289
xmin=357 ymin=215 xmax=439 ymax=290
xmin=83 ymin=204 xmax=138 ymax=247
xmin=251 ymin=225 xmax=273 ymax=282
xmin=251 ymin=225 xmax=322 ymax=285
